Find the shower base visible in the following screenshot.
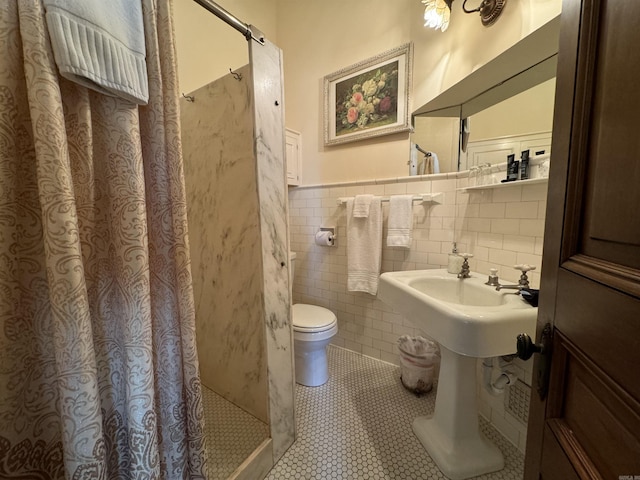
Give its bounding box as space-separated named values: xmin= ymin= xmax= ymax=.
xmin=202 ymin=386 xmax=270 ymax=479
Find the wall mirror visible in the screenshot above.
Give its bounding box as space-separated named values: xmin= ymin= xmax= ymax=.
xmin=411 ymin=15 xmax=560 ymax=174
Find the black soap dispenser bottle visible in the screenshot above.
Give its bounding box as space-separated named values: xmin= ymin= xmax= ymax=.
xmin=520 ymin=149 xmax=530 ymax=180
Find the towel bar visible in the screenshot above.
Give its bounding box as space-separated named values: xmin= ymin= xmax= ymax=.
xmin=336 ymin=192 xmax=443 ymax=206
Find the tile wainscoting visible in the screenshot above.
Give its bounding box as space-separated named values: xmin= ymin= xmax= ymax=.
xmin=288 ymin=172 xmax=548 ymax=453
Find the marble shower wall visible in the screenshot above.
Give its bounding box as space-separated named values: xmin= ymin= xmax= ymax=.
xmin=181 ymin=39 xmax=296 ymax=478
xmin=249 ymin=38 xmax=296 ymax=465
xmin=181 ymin=65 xmax=269 ymax=423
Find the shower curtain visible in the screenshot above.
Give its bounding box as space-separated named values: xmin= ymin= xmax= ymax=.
xmin=0 ymin=0 xmax=206 ymax=478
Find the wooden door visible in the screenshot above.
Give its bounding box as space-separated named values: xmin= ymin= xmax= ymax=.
xmin=525 ymin=0 xmax=640 ymax=478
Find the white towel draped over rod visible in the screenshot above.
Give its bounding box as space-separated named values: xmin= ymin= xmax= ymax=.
xmin=336 ymin=192 xmax=444 ymax=206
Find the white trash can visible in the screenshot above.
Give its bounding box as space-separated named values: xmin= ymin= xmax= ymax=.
xmin=397 ymin=335 xmax=440 ymax=394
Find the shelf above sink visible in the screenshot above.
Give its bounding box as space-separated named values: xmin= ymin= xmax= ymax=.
xmin=459 ymin=177 xmax=548 ymax=193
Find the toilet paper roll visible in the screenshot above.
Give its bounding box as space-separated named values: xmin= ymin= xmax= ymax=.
xmin=315 ymin=231 xmax=334 ymax=246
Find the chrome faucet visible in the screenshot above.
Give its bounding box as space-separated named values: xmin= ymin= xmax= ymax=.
xmin=495 ymin=264 xmax=536 ymax=291
xmin=457 ymin=253 xmax=474 ymax=279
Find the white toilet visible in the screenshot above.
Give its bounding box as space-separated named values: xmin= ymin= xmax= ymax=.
xmin=289 ymin=252 xmax=338 ymax=386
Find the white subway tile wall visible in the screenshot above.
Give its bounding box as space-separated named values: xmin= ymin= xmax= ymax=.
xmin=288 ymin=175 xmax=546 ymax=453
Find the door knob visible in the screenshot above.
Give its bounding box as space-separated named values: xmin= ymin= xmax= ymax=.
xmin=515 ymin=324 xmax=552 ymax=400
xmin=516 ymin=333 xmax=543 ymax=360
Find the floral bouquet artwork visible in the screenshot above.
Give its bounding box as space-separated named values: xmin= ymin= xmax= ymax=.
xmin=324 ymin=44 xmax=412 ymax=146
xmin=335 ymin=63 xmax=399 ymax=136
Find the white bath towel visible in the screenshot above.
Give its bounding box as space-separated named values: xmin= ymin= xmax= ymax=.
xmin=347 ymin=197 xmax=382 ymax=295
xmin=387 ymin=195 xmax=414 ymax=248
xmin=353 ymin=194 xmax=374 ymax=218
xmin=43 ymin=0 xmax=149 ymax=104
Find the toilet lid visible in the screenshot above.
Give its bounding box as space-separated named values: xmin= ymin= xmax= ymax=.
xmin=292 ymin=304 xmax=337 ymax=332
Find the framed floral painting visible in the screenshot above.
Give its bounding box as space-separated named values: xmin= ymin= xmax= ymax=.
xmin=324 ymin=43 xmax=412 ymax=146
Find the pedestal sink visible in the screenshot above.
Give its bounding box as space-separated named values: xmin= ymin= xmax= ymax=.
xmin=378 ymin=269 xmax=537 ymax=480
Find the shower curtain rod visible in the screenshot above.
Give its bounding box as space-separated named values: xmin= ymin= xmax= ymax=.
xmin=192 ymin=0 xmax=265 ymax=45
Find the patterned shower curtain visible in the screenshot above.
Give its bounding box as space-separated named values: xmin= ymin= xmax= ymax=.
xmin=0 ymin=0 xmax=207 ymax=478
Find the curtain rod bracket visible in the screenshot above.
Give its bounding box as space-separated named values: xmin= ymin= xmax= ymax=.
xmin=193 ymin=0 xmax=265 ymax=45
xmin=247 ymin=25 xmax=265 ymax=45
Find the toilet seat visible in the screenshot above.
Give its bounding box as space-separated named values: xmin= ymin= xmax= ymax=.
xmin=292 ymin=303 xmax=337 ymax=333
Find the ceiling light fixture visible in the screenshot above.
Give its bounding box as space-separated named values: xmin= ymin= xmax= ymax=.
xmin=422 ymin=0 xmax=452 ymax=32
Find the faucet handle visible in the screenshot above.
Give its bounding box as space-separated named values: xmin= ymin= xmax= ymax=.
xmin=514 ymin=264 xmax=535 ymax=288
xmin=457 ymin=253 xmax=473 ymax=279
xmin=514 ymin=264 xmax=536 ymax=273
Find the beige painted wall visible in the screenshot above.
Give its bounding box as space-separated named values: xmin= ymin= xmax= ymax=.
xmin=276 ymin=0 xmax=415 ymax=184
xmin=173 ymin=0 xmax=561 ymax=183
xmin=279 ymin=0 xmax=561 ymax=185
xmin=469 ymin=78 xmax=556 ymax=141
xmin=173 ymin=0 xmax=278 ymax=94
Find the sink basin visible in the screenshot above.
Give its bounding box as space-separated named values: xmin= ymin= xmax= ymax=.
xmin=378 ymin=269 xmax=536 ymax=357
xmin=408 ymin=277 xmax=507 ymax=306
xmin=377 ymin=269 xmax=538 ymax=479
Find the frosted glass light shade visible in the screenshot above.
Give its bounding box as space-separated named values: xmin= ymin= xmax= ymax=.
xmin=422 ymin=0 xmax=451 ymax=32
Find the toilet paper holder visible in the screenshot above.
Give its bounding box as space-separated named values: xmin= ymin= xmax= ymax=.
xmin=317 ymin=227 xmax=336 ymax=246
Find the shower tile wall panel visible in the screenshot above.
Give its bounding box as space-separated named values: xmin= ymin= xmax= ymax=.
xmin=249 ymin=39 xmax=296 ymax=462
xmin=288 ymin=175 xmax=546 ymax=453
xmin=181 ymin=65 xmax=269 ymax=423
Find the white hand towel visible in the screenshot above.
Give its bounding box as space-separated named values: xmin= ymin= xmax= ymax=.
xmin=386 ymin=195 xmax=414 ymax=248
xmin=43 ymin=0 xmax=149 ymax=105
xmin=347 ymin=197 xmax=382 ymax=295
xmin=353 ymin=194 xmax=374 ymax=218
xmin=430 ymin=152 xmax=440 ymax=174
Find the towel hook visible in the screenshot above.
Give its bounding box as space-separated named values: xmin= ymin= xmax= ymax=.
xmin=181 ymin=93 xmax=195 ymax=102
xmin=229 ymin=68 xmax=242 ymax=81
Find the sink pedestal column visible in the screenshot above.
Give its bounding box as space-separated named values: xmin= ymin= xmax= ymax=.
xmin=412 ymin=346 xmax=504 ymax=480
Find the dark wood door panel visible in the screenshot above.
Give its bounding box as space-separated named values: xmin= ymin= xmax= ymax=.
xmin=578 ymin=0 xmax=640 ymax=267
xmin=555 ymin=269 xmax=640 ymax=401
xmin=564 ymin=254 xmax=640 ymax=298
xmin=544 ymin=331 xmax=640 ymax=479
xmin=559 ymin=339 xmax=640 ymax=478
xmin=545 ymin=420 xmax=601 ymax=480
xmin=527 ymin=0 xmax=640 ymax=478
xmin=540 ymin=424 xmax=581 ymax=480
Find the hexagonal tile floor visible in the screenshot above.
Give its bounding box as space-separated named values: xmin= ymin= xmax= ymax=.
xmin=201 ymin=385 xmax=269 ymax=479
xmin=266 ymin=345 xmax=524 ymax=479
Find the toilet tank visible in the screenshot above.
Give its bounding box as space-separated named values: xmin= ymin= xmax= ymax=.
xmin=289 ymin=251 xmax=296 ymax=284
